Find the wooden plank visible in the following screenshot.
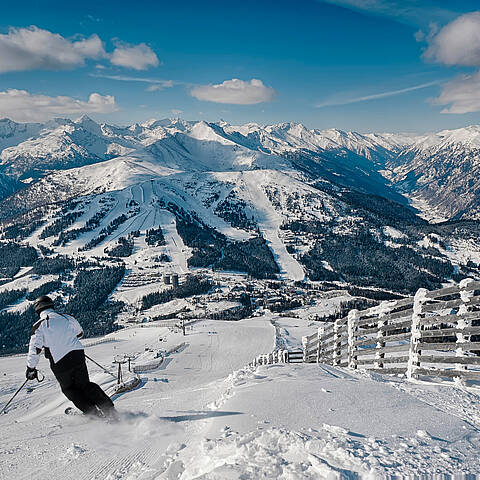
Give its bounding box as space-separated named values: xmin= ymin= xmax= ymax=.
xmin=420 ymin=311 xmax=480 ymax=327
xmin=354 ymin=337 xmax=377 ymax=348
xmin=320 ymin=336 xmax=335 ymax=347
xmin=420 ymin=355 xmax=480 ymax=365
xmin=363 ymin=367 xmax=407 ymax=375
xmin=456 ymin=342 xmax=480 ymax=350
xmin=356 ymin=316 xmax=380 ymax=328
xmin=380 ymin=355 xmax=410 ymax=364
xmin=354 ymin=297 xmax=412 ymax=320
xmin=333 ymin=317 xmax=349 ymax=327
xmin=320 ymin=345 xmax=337 ymax=356
xmin=355 ymin=332 xmax=413 ymax=349
xmin=355 ymin=344 xmax=409 ymax=357
xmin=382 ymin=332 xmax=412 ymax=343
xmin=321 ymin=330 xmax=335 ymax=342
xmin=425 ymin=285 xmax=460 ymax=299
xmin=415 ymin=368 xmax=480 ymax=381
xmin=381 ymin=308 xmax=415 ymax=322
xmin=425 ymin=280 xmax=480 ymax=300
xmin=322 ymin=323 xmax=333 ymax=335
xmin=357 ymin=356 xmax=409 ymax=366
xmin=418 ymin=341 xmax=480 ymax=351
xmin=421 ymin=326 xmax=480 ymax=338
xmin=459 ymin=370 xmax=480 ymax=380
xmin=376 ymin=344 xmax=410 ymax=354
xmin=337 ymin=324 xmax=348 ymax=334
xmin=423 ymin=295 xmax=480 ymax=313
xmin=306 ymin=332 xmax=317 ymax=342
xmin=417 ymin=342 xmax=457 ymax=351
xmin=421 ymin=328 xmax=457 ymax=338
xmin=392 ymin=296 xmax=415 ymax=308
xmin=356 ymin=358 xmax=375 ymax=366
xmin=356 ymin=308 xmax=413 ymax=328
xmin=378 ymin=319 xmax=412 ymax=333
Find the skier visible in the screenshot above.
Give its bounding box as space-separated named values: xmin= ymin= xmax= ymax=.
xmin=26 ymin=295 xmax=116 ymax=418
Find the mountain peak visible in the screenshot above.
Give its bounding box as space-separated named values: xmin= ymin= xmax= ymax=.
xmin=74 ymin=114 xmax=102 ymax=135
xmin=74 ymin=114 xmax=98 ymax=126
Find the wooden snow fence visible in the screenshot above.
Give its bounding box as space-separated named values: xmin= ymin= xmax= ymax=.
xmin=302 ymin=279 xmax=480 ymax=384
xmin=133 ymin=342 xmax=186 ymax=373
xmin=250 ymin=349 xmax=290 ymax=367
xmin=133 ymin=357 xmax=164 ymax=374
xmin=111 ymin=376 xmax=141 ymax=395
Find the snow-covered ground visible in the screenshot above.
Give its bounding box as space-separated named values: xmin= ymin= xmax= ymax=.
xmin=1 ymin=313 xmax=480 ymax=478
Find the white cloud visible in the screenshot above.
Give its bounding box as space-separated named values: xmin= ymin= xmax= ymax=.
xmin=432 ymin=71 xmax=480 ymax=114
xmin=0 ymin=26 xmax=161 ymax=73
xmin=110 ymin=43 xmax=159 ymax=70
xmin=0 ymin=26 xmax=105 ymax=73
xmin=316 ymin=80 xmax=443 ymax=107
xmin=420 ymin=12 xmax=480 ymax=113
xmin=171 ymin=109 xmax=183 ymax=115
xmin=423 ymin=12 xmax=480 ymax=66
xmin=92 ymin=74 xmax=174 ymax=87
xmin=0 ymin=89 xmax=118 ymax=122
xmin=190 ymin=78 xmax=275 ymax=105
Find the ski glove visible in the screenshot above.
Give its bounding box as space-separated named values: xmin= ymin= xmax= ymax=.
xmin=26 ymin=367 xmax=38 ymax=380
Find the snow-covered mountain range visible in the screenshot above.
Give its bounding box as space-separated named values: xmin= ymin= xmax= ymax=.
xmin=1 ymin=116 xmax=479 ymax=220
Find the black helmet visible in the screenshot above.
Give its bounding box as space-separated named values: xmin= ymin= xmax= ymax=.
xmin=33 ymin=296 xmax=54 ymax=315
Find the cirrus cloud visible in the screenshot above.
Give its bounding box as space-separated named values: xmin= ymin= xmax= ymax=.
xmin=0 ymin=26 xmax=105 ymax=73
xmin=190 ymin=78 xmax=275 ymax=104
xmin=110 ymin=43 xmax=159 ymax=70
xmin=0 ymin=89 xmax=118 ymax=122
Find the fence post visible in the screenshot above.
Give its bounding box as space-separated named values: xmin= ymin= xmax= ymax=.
xmin=347 ymin=309 xmax=359 ymax=370
xmin=302 ymin=336 xmax=308 ymax=363
xmin=316 ymin=326 xmax=325 ymax=363
xmin=333 ymin=319 xmax=342 ymax=366
xmin=374 ymin=302 xmax=391 ymax=370
xmin=455 ymin=278 xmax=475 ymax=386
xmin=407 ymin=288 xmax=428 ymax=381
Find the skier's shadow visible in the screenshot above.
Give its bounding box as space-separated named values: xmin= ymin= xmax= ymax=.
xmin=159 ymin=410 xmax=242 ymax=423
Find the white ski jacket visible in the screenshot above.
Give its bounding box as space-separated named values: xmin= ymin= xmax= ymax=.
xmin=27 ymin=309 xmax=84 ymax=368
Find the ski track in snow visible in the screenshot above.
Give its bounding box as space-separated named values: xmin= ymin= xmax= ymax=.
xmin=2 ymin=314 xmax=480 ymax=478
xmin=241 ymin=171 xmax=305 ymax=282
xmin=0 ymin=318 xmax=274 ymax=480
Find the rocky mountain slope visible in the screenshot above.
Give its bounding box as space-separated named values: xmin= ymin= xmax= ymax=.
xmin=385 ymin=126 xmax=480 ymax=220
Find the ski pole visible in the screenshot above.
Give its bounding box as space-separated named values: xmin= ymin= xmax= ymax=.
xmin=85 ymin=354 xmax=117 ymax=379
xmin=0 ymin=372 xmax=45 ymax=415
xmin=0 ymin=379 xmax=28 ymax=415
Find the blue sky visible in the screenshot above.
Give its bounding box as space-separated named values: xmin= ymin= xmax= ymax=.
xmin=1 ymin=0 xmax=480 ymax=132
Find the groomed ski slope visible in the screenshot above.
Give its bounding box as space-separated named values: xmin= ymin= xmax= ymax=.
xmin=1 ymin=316 xmax=480 ymax=479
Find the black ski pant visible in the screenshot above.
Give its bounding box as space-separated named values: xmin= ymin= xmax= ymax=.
xmin=50 ymin=349 xmax=114 ymax=415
